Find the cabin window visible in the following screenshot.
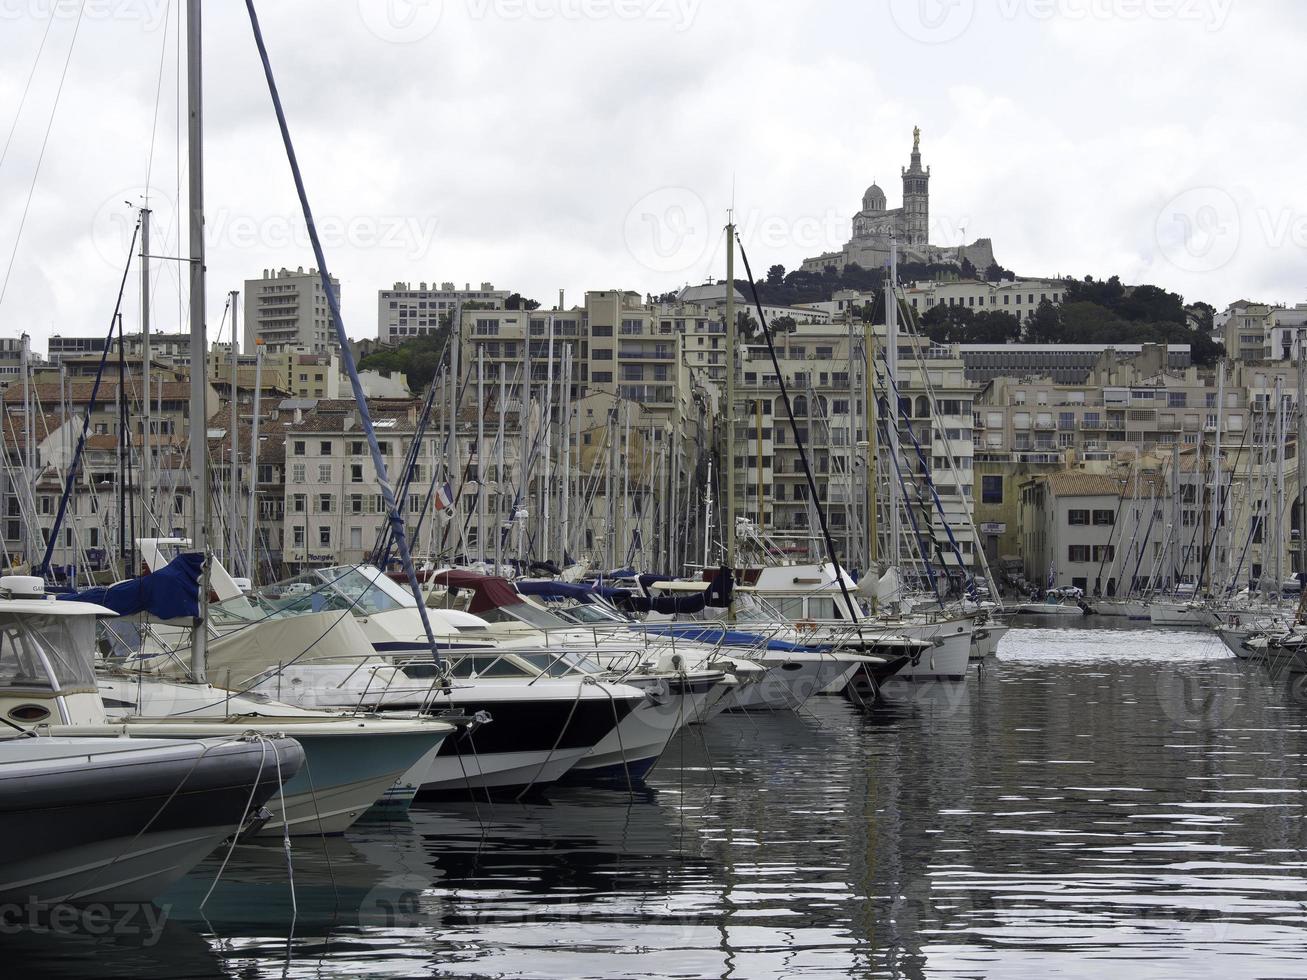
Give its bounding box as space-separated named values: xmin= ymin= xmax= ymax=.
xmin=0 ymin=614 xmax=98 ymax=693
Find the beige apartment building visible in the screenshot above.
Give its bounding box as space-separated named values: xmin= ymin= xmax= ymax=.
xmin=244 ymin=267 xmax=342 ymax=355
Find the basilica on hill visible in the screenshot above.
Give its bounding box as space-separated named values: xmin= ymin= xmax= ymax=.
xmin=800 ymin=128 xmax=998 ymax=274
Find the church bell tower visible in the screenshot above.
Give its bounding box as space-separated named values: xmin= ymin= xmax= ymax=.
xmin=901 ymin=126 xmax=930 ymax=247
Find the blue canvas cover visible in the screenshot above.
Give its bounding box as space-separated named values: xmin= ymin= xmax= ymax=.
xmin=60 ymin=552 xmax=203 ymax=621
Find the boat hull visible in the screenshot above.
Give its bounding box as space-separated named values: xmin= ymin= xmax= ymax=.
xmin=566 ymin=673 xmax=720 ymax=783
xmin=0 ymin=735 xmax=302 ymax=904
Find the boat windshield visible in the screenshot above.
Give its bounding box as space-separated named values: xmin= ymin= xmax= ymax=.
xmin=254 ymin=567 xmax=407 ymax=617
xmin=473 ymin=602 xmax=574 ymax=630
xmin=558 ymin=603 xmax=628 ymax=625
xmin=516 ymin=651 xmax=605 ymax=676
xmin=0 ymin=613 xmax=99 ymax=693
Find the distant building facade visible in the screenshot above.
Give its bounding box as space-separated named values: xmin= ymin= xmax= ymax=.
xmin=378 ymin=281 xmax=509 ymax=345
xmin=244 ymin=267 xmax=341 ymax=355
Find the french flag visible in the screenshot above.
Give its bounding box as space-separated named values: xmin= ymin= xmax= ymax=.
xmin=435 ymin=482 xmax=455 ymax=512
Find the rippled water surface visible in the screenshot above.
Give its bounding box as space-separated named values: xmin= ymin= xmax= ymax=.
xmin=14 ymin=625 xmax=1307 ymax=978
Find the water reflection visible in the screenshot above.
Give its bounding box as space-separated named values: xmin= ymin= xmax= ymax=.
xmin=9 ymin=627 xmax=1307 ymax=978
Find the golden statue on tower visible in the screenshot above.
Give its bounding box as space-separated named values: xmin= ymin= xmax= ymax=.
xmin=913 ymin=125 xmax=921 ymax=152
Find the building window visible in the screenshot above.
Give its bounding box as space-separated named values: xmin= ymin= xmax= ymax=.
xmin=981 ymin=475 xmax=1003 ymax=504
xmin=1068 ymin=545 xmax=1091 ymax=562
xmin=291 ymin=463 xmax=306 ymax=483
xmin=318 ymin=526 xmax=331 ymax=547
xmin=292 ymin=440 xmax=305 ymax=456
xmin=350 ymin=464 xmax=363 ymax=483
xmin=1068 ymin=509 xmax=1090 ymax=526
xmin=319 ymin=440 xmax=331 ymax=455
xmin=1092 ymin=509 xmax=1115 ymax=526
xmin=318 ymin=493 xmax=332 ymax=513
xmin=318 ymin=464 xmax=331 ymax=483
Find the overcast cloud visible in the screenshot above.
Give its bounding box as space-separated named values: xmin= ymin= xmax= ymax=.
xmin=0 ymin=0 xmax=1303 ymax=354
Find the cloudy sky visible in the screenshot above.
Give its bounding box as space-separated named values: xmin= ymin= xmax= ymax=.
xmin=0 ymin=0 xmax=1304 ymax=354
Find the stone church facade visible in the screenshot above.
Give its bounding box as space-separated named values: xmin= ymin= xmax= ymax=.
xmin=801 ymin=128 xmax=997 ymax=274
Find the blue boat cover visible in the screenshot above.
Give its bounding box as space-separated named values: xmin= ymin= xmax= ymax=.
xmin=516 ymin=580 xmax=597 ymax=602
xmin=641 ymin=623 xmax=818 ymax=653
xmin=60 ymin=552 xmax=203 ymax=621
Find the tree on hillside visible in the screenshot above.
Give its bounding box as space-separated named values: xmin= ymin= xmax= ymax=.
xmin=769 ymin=315 xmax=797 ymax=335
xmin=921 ymin=304 xmax=1020 ymax=344
xmin=766 ymin=264 xmax=785 ymax=287
xmin=505 ymin=293 xmax=540 ymax=311
xmin=358 ymin=329 xmax=449 ymax=392
xmin=1026 ymin=299 xmax=1062 ymax=343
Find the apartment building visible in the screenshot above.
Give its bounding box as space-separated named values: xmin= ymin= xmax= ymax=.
xmin=378 ymin=281 xmax=509 ymax=345
xmin=244 ymin=267 xmax=341 ymax=355
xmin=274 ymin=392 xmax=662 ymax=570
xmin=729 ymin=320 xmax=979 ymax=576
xmin=957 ymin=343 xmax=1192 ymax=384
xmin=1020 ymin=444 xmax=1300 ymax=594
xmin=902 ymin=277 xmax=1067 ymax=319
xmin=975 ymin=353 xmax=1299 ymax=466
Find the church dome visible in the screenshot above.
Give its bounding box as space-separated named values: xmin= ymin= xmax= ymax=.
xmin=862 ymin=183 xmax=887 ymax=212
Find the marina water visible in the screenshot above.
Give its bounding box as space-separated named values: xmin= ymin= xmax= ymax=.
xmin=9 ymin=623 xmax=1307 ymax=979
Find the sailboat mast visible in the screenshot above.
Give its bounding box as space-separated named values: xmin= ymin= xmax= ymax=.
xmin=543 ymin=313 xmax=554 ymax=563
xmin=185 ymin=0 xmax=208 ymax=681
xmin=228 ymin=288 xmax=240 ymax=574
xmin=1275 ymin=378 xmax=1285 ymax=590
xmin=477 ymin=346 xmax=486 ymax=561
xmin=724 ymin=218 xmax=736 ymax=575
xmin=245 ymin=339 xmax=262 ymax=583
xmin=561 ymin=343 xmax=572 ymax=564
xmin=1298 ymin=330 xmax=1306 ymax=576
xmin=1209 ymin=361 xmax=1224 ymax=593
xmin=885 ymin=240 xmax=902 ymax=578
xmin=139 ymin=207 xmax=151 ymax=538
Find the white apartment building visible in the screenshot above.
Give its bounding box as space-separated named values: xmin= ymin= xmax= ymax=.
xmin=378 ymin=281 xmax=509 ymax=345
xmin=1270 ymin=304 xmax=1307 ymax=362
xmin=902 ymin=277 xmax=1067 ymax=318
xmin=244 ymin=267 xmax=342 ymax=355
xmin=1221 ymin=300 xmax=1277 ymax=361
